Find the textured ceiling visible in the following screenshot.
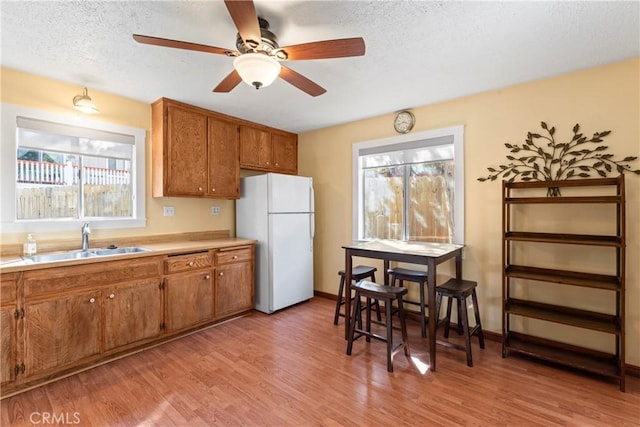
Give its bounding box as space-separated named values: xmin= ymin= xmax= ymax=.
xmin=1 ymin=1 xmax=639 ymax=133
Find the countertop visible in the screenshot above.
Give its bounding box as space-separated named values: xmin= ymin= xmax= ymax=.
xmin=0 ymin=237 xmax=256 ymax=273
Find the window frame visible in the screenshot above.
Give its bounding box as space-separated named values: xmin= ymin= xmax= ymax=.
xmin=1 ymin=103 xmax=146 ymax=233
xmin=352 ymin=125 xmax=464 ymax=244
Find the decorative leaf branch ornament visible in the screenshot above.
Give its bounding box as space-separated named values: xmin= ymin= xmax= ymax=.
xmin=478 ymin=122 xmax=640 ymax=196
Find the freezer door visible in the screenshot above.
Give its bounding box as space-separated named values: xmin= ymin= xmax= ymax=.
xmin=268 ymin=174 xmax=313 ymax=213
xmin=269 ymin=213 xmax=314 ymax=312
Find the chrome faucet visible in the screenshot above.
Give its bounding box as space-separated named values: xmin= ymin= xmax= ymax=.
xmin=81 ymin=223 xmax=91 ymax=251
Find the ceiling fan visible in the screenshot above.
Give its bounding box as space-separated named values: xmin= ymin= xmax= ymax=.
xmin=133 ymin=0 xmax=365 ymax=97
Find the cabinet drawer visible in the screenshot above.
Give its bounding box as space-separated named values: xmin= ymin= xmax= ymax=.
xmin=215 ymin=246 xmax=253 ymax=265
xmin=164 ymin=252 xmax=212 ymax=273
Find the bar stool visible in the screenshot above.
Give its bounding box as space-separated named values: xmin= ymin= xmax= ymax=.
xmin=346 ymin=280 xmax=410 ymax=372
xmin=387 ymin=267 xmax=429 ymax=337
xmin=435 ymin=278 xmax=485 ymax=367
xmin=334 ymin=265 xmax=381 ymax=325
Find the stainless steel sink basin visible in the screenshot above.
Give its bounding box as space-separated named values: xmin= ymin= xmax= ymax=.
xmin=22 ymin=246 xmax=151 ymax=264
xmin=93 ymin=246 xmax=151 ymax=256
xmin=22 ymin=250 xmax=97 ymax=263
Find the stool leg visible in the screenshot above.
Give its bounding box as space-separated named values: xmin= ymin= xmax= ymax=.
xmin=397 ymin=295 xmax=410 ymax=357
xmin=370 ymin=272 xmax=382 ymax=322
xmin=346 ymin=291 xmax=361 ymax=356
xmin=385 ymin=297 xmax=394 ymax=372
xmin=444 ymin=297 xmax=453 ymax=338
xmin=334 ymin=275 xmax=346 ymax=325
xmin=419 ymin=280 xmax=426 ymax=338
xmin=435 ymin=293 xmax=443 ymax=327
xmin=471 ymin=289 xmax=485 ymax=349
xmin=458 ymin=296 xmax=473 ymax=367
xmin=365 ymin=296 xmax=372 ymax=343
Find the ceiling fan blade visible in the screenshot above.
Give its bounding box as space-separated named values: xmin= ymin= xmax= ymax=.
xmin=224 ymin=0 xmax=261 ymax=48
xmin=280 ymin=37 xmax=365 ymax=60
xmin=213 ymin=69 xmax=243 ymax=93
xmin=133 ymin=34 xmax=233 ymax=55
xmin=279 ymin=66 xmax=326 ymax=97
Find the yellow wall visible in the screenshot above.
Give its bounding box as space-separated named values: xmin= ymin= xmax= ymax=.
xmin=0 ymin=67 xmax=235 ymax=244
xmin=298 ymin=58 xmax=640 ymax=365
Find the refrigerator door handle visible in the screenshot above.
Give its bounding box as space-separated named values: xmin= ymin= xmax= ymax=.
xmin=309 ymin=184 xmax=315 ymax=213
xmin=310 ymin=213 xmax=315 ymax=252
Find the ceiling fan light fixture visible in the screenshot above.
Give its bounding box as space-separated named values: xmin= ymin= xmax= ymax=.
xmin=233 ymin=53 xmax=281 ymax=90
xmin=72 ymin=87 xmax=99 ymax=114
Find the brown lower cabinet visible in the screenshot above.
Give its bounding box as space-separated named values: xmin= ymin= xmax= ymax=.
xmin=0 ymin=243 xmax=254 ymax=398
xmin=0 ymin=273 xmax=19 ymax=391
xmin=24 ymin=290 xmax=102 ymax=382
xmin=165 ymin=268 xmax=215 ymax=332
xmin=215 ymin=246 xmax=254 ymax=319
xmin=103 ymin=279 xmax=163 ymax=351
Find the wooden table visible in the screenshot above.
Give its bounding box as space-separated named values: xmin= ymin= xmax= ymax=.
xmin=342 ymin=239 xmax=464 ymax=371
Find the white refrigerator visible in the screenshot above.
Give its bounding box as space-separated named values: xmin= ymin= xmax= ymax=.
xmin=236 ymin=173 xmax=314 ymax=314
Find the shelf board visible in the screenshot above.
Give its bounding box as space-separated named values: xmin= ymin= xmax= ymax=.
xmin=505 ymin=265 xmax=621 ymax=291
xmin=504 ymin=332 xmax=621 ymax=379
xmin=505 ymin=195 xmax=621 ymax=204
xmin=506 ymin=299 xmax=620 ymax=334
xmin=504 ymin=176 xmax=622 ymax=189
xmin=504 ymin=231 xmax=622 ymax=246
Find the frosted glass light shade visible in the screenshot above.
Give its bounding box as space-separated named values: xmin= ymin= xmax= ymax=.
xmin=233 ymin=53 xmax=281 ymax=90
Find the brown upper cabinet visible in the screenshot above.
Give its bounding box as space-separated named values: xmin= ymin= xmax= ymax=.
xmin=152 ymin=98 xmax=298 ymax=199
xmin=151 ymin=98 xmax=240 ymax=199
xmin=239 ymin=125 xmax=298 ymax=174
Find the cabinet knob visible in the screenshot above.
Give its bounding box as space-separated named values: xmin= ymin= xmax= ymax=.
xmin=109 ymin=293 xmax=115 ymax=299
xmin=205 ymin=274 xmax=210 ymax=280
xmin=233 ymin=255 xmax=238 ymax=259
xmin=266 ymin=161 xmax=270 ymax=165
xmin=198 ymin=186 xmax=203 ymax=191
xmin=89 ymin=297 xmax=96 ymax=304
xmin=219 ymin=272 xmax=224 ymax=276
xmin=275 ymin=163 xmax=279 ymax=166
xmin=188 ymin=261 xmax=194 ymax=267
xmin=211 ymin=188 xmax=216 ymax=192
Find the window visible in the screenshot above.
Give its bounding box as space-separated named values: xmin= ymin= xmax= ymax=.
xmin=1 ymin=104 xmax=146 ymax=232
xmin=352 ymin=126 xmax=464 ymax=244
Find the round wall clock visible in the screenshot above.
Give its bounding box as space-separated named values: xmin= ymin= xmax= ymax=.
xmin=393 ymin=110 xmax=415 ymax=134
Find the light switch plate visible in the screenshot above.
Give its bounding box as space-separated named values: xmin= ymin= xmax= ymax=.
xmin=163 ymin=206 xmax=175 ymax=217
xmin=211 ymin=206 xmax=221 ymax=216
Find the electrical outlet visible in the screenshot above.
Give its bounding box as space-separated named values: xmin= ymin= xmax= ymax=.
xmin=211 ymin=206 xmax=221 ymax=216
xmin=163 ymin=206 xmax=175 ymax=217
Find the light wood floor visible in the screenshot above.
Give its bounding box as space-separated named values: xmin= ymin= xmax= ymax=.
xmin=2 ymin=297 xmax=639 ymax=426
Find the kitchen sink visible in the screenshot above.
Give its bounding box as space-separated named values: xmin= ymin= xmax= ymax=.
xmin=22 ymin=250 xmax=98 ymax=263
xmin=22 ymin=246 xmax=151 ymax=264
xmin=92 ymin=246 xmax=151 ymax=256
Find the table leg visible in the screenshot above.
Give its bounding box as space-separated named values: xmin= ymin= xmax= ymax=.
xmin=344 ymin=250 xmax=353 ymax=340
xmin=427 ymin=260 xmax=437 ymax=371
xmin=455 ymin=251 xmax=463 ymax=279
xmin=383 ymin=259 xmax=390 ymax=285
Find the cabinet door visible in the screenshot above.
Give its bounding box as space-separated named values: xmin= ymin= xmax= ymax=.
xmin=0 ymin=306 xmax=16 ymax=388
xmin=23 ymin=291 xmax=100 ymax=381
xmin=271 ymin=132 xmax=298 ymax=174
xmin=166 ymin=105 xmax=208 ymax=196
xmin=0 ymin=274 xmax=18 ymax=389
xmin=239 ymin=125 xmax=271 ymax=169
xmin=165 ymin=271 xmax=214 ymax=332
xmin=215 ymin=262 xmax=254 ymax=319
xmin=103 ymin=279 xmax=163 ymax=352
xmin=208 ymin=117 xmax=240 ymax=198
